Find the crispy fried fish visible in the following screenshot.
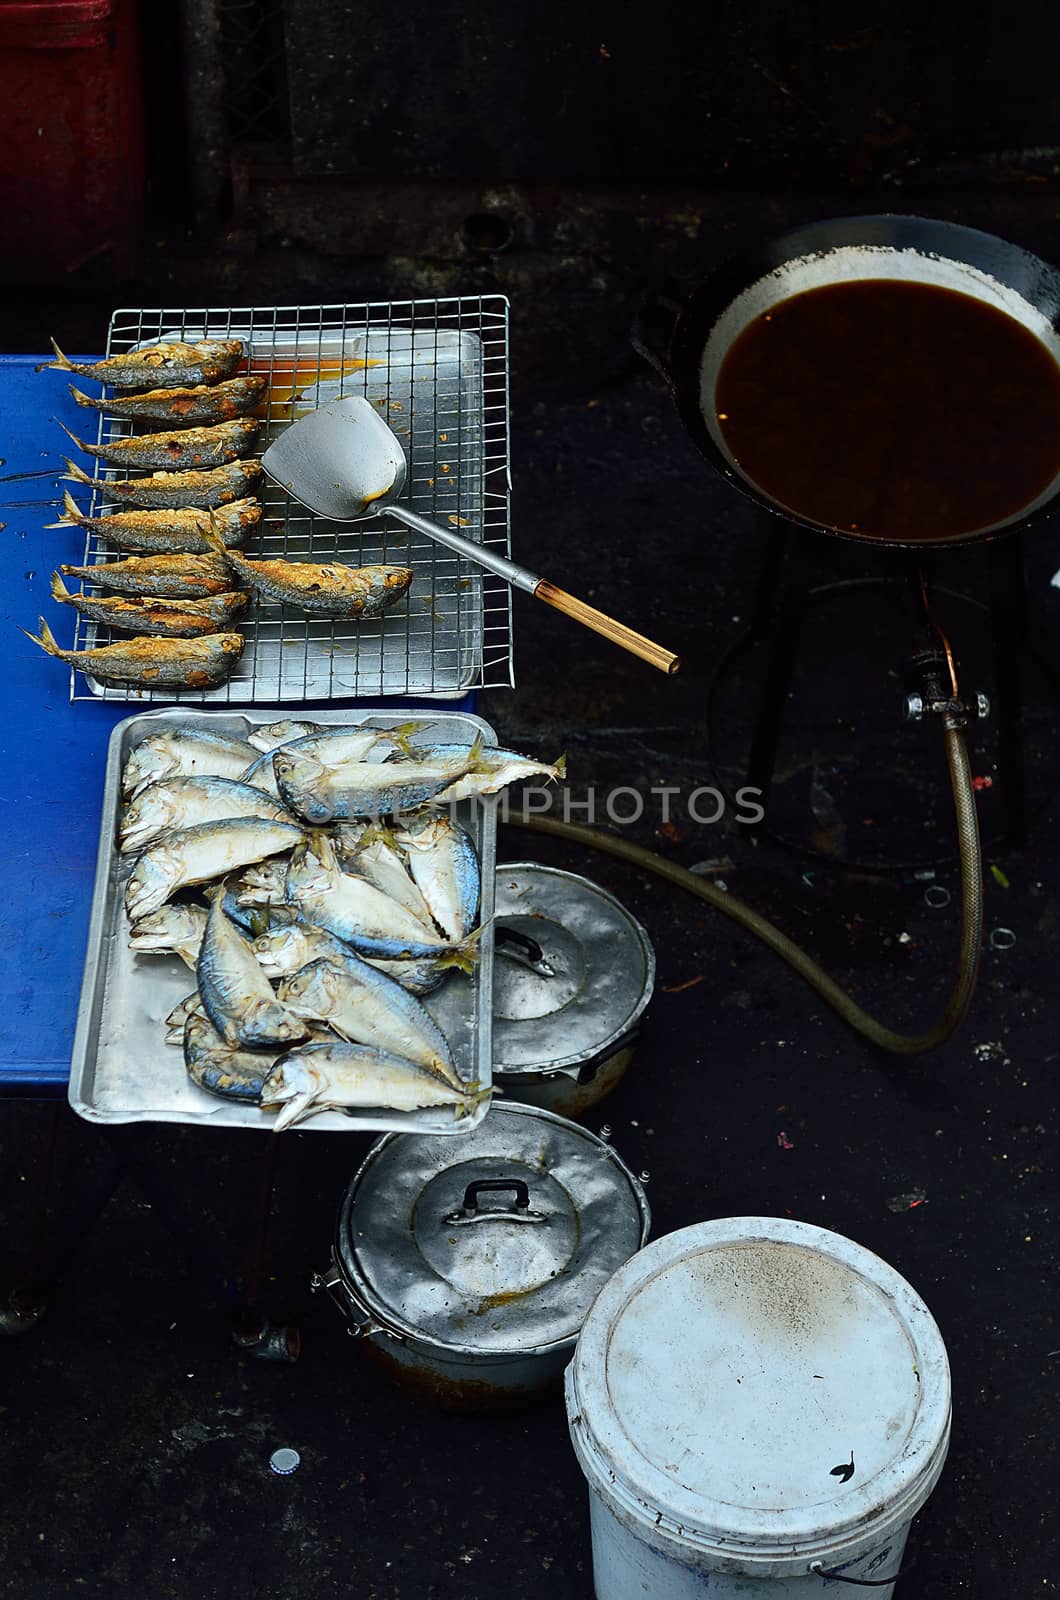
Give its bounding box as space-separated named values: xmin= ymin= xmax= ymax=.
xmin=69 ymin=374 xmax=267 ymax=428
xmin=59 ymin=552 xmax=236 ymax=598
xmin=50 ymin=572 xmax=248 ymax=637
xmin=202 ymin=518 xmax=412 ymax=618
xmin=21 ymin=617 xmax=245 ymax=689
xmin=37 ymin=337 xmax=245 ymax=388
xmin=48 ymin=490 xmax=260 ymax=554
xmin=59 ymin=417 xmax=262 ymax=472
xmin=64 ymin=457 xmax=262 ymax=511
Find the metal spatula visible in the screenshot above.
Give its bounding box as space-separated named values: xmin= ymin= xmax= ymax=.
xmin=261 ymin=396 xmax=679 ymax=675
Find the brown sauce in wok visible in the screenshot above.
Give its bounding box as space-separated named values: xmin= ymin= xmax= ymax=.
xmin=713 ymin=279 xmax=1060 ymax=541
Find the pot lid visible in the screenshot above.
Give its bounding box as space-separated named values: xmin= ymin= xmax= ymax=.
xmin=492 ymin=863 xmax=655 ymax=1074
xmin=337 ymin=1104 xmax=650 ymax=1355
xmin=566 ymin=1218 xmax=952 ymax=1562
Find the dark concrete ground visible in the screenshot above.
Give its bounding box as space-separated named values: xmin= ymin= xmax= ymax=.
xmin=1 ymin=197 xmax=1058 ymax=1598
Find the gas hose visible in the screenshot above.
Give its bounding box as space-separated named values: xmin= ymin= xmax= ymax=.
xmin=505 ymin=717 xmax=982 ymax=1056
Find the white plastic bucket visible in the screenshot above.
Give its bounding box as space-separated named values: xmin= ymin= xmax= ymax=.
xmin=565 ymin=1217 xmax=951 ymax=1598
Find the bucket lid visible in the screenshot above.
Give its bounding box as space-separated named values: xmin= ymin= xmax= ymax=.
xmin=566 ymin=1217 xmax=951 ymax=1570
xmin=492 ymin=863 xmax=655 ymax=1075
xmin=336 ymin=1103 xmax=650 ymax=1355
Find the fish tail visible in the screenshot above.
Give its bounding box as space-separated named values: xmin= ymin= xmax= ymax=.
xmin=201 ymin=511 xmax=230 ymax=561
xmin=68 ymin=385 xmax=95 ymax=410
xmin=19 ymin=616 xmax=67 ymax=661
xmin=447 ymin=917 xmax=490 ymax=974
xmin=455 ymin=1083 xmax=493 ymax=1120
xmin=62 ymin=458 xmax=96 ymax=488
xmin=553 ymin=754 xmax=567 ymax=780
xmin=389 ymin=720 xmax=421 ymax=757
xmin=434 ymin=950 xmax=470 ymax=976
xmin=49 ymin=571 xmax=72 ymax=605
xmin=360 ymin=820 xmax=402 ymax=852
xmin=34 ymin=337 xmax=74 ymax=374
xmin=43 ymin=489 xmax=85 ymax=530
xmin=466 ymin=732 xmax=488 ymax=772
xmin=308 ymin=827 xmax=336 ymax=858
xmin=56 ymin=419 xmax=89 ymax=453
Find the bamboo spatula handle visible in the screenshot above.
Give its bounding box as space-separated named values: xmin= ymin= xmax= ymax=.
xmin=533 ymin=581 xmax=680 ymax=675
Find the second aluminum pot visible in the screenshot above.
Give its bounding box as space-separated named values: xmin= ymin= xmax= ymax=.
xmin=492 ymin=862 xmax=655 ymax=1118
xmin=314 ymin=1103 xmax=650 ymax=1406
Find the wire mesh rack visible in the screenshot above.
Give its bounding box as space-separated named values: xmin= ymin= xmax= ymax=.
xmin=66 ymin=295 xmax=514 ymax=704
xmin=218 ymin=0 xmax=290 ymax=148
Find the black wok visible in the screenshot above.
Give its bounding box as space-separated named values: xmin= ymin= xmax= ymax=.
xmin=635 ymin=214 xmax=1060 ymax=549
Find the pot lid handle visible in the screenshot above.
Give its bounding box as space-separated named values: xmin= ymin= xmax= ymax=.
xmin=444 ymin=1177 xmax=549 ymax=1227
xmin=495 ymin=923 xmax=557 ymax=976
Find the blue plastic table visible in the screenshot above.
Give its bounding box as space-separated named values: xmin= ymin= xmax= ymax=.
xmin=0 ymin=356 xmax=131 ymax=1093
xmin=0 ymin=355 xmax=474 ymax=1096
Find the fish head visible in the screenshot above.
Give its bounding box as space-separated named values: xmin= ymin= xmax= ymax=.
xmin=124 ymin=848 xmax=180 ymax=921
xmin=273 ymin=750 xmax=337 ymax=824
xmin=246 ymin=1000 xmax=308 ymax=1046
xmin=276 ymin=958 xmax=337 ymax=1013
xmin=260 ymin=1055 xmax=323 ymax=1130
xmin=122 ymin=737 xmax=174 ymax=797
xmin=248 ymin=719 xmax=322 ymax=752
xmin=395 ymin=815 xmax=446 ymax=853
xmin=239 ymin=859 xmax=289 ymax=895
xmin=275 ymin=968 xmax=310 ymax=1006
xmin=120 ymin=786 xmax=180 ymax=851
xmin=128 ymin=903 xmax=202 ymax=949
xmin=165 ymin=994 xmax=202 ymax=1030
xmin=253 ymin=925 xmax=307 ymax=977
xmin=284 ymin=835 xmax=335 ymax=903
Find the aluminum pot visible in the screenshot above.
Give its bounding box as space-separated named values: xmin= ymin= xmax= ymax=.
xmin=492 ymin=862 xmax=655 ymax=1118
xmin=314 ymin=1102 xmax=650 ymax=1408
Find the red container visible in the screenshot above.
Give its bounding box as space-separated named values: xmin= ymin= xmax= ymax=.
xmin=0 ymin=0 xmax=144 ymax=281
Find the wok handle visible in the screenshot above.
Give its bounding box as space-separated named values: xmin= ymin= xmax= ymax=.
xmin=630 ymin=288 xmax=684 ymax=381
xmin=533 ymin=582 xmax=681 ymax=675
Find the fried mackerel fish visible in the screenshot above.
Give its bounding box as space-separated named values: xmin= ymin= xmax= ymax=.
xmin=120 ymin=774 xmax=293 ymax=854
xmin=69 ymin=374 xmax=267 ymax=429
xmin=183 ymin=1011 xmax=279 ymax=1104
xmin=124 ymin=816 xmax=304 ymax=922
xmin=123 ymin=727 xmax=260 ymax=795
xmin=37 ymin=337 xmax=245 ymax=388
xmin=261 ymin=1042 xmax=481 ymax=1132
xmin=21 ymin=618 xmax=245 ymax=690
xmin=59 ymin=552 xmax=236 ymax=600
xmin=197 ymin=889 xmax=308 ymax=1050
xmin=59 ymin=417 xmax=262 ymax=473
xmin=64 ymin=458 xmax=263 ymax=512
xmin=202 ymin=520 xmax=412 ymax=619
xmin=50 ymin=573 xmax=248 ymax=639
xmin=48 ymin=491 xmax=261 ymax=555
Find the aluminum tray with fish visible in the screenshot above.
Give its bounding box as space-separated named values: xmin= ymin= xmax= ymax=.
xmin=70 ymin=706 xmax=501 ymax=1132
xmin=61 ymin=298 xmax=513 ymax=703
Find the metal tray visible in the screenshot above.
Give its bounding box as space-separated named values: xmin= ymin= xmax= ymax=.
xmin=69 ymin=706 xmax=497 ymax=1133
xmin=68 ymin=298 xmax=515 ymax=703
